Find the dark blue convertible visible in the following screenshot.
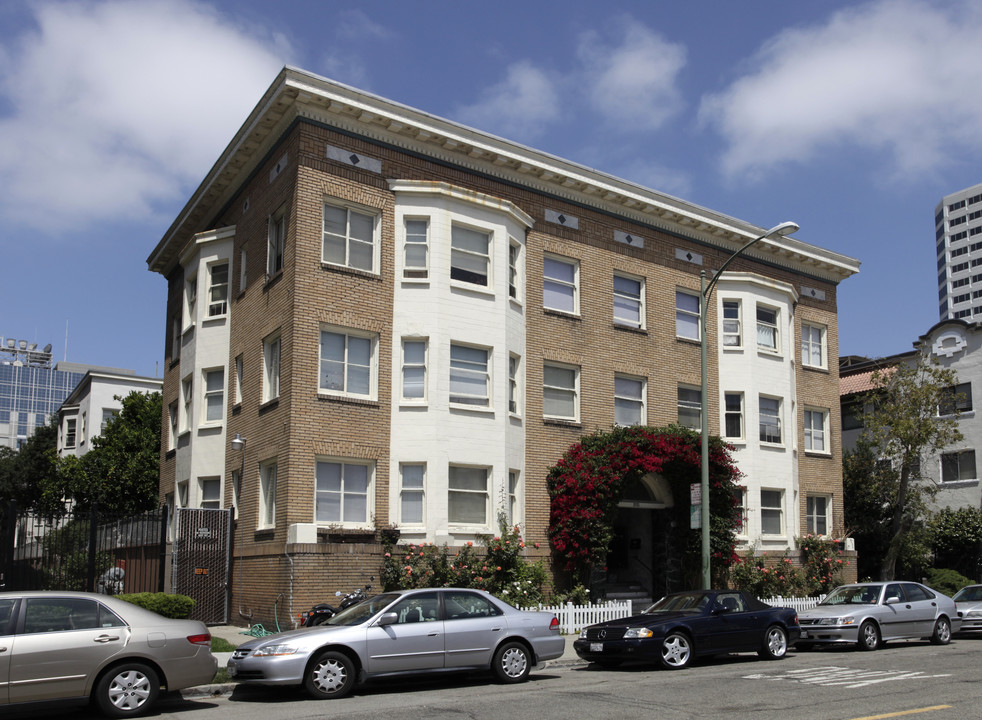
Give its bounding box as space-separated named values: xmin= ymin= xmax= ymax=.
xmin=574 ymin=589 xmax=800 ymax=669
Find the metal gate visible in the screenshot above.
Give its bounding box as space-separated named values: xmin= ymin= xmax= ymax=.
xmin=172 ymin=508 xmax=232 ymax=624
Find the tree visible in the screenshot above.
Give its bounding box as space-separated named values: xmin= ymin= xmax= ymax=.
xmin=42 ymin=391 xmax=162 ymax=515
xmin=0 ymin=416 xmax=60 ymax=509
xmin=853 ymin=353 xmax=962 ymax=581
xmin=930 ymin=506 xmax=982 ymax=581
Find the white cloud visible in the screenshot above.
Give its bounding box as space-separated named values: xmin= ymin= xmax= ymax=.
xmin=453 ymin=61 xmax=561 ymax=142
xmin=577 ymin=20 xmax=686 ymax=131
xmin=0 ymin=0 xmax=288 ymax=234
xmin=699 ymin=0 xmax=982 ymax=180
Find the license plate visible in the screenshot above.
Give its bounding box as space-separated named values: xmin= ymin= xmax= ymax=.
xmin=590 ymin=643 xmax=603 ymax=652
xmin=227 ymin=664 xmax=237 ymax=677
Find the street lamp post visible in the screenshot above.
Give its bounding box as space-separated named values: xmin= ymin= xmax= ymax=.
xmin=699 ymin=221 xmax=799 ymax=589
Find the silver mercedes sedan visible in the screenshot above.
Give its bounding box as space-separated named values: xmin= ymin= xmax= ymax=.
xmin=0 ymin=590 xmax=217 ymax=718
xmin=228 ymin=587 xmax=564 ymax=699
xmin=796 ymin=582 xmax=960 ymax=651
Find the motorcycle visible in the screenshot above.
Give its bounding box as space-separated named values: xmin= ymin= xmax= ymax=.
xmin=299 ymin=581 xmax=372 ymax=627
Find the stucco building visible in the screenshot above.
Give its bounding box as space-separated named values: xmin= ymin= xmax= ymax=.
xmin=147 ymin=67 xmax=859 ymax=617
xmin=936 ymin=181 xmax=982 ymax=321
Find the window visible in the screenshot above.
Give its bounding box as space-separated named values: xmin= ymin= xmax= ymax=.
xmin=806 ymin=495 xmax=829 ymax=535
xmin=801 ymin=323 xmax=826 ymax=368
xmin=100 ymin=408 xmax=117 ymax=435
xmin=732 ymin=488 xmax=747 ymax=534
xmin=315 ymin=460 xmax=371 ymax=524
xmin=320 ymin=328 xmax=376 ymax=398
xmin=445 ymin=591 xmax=501 ymax=619
xmin=939 ymin=382 xmax=972 ymax=415
xmin=613 ymin=273 xmax=644 ymax=328
xmin=543 ymin=363 xmax=579 ymax=420
xmin=168 ymin=402 xmax=178 ymax=450
xmin=200 ymin=477 xmax=221 ymax=509
xmin=233 ymin=355 xmax=243 ymax=406
xmin=203 ymin=369 xmax=224 ymax=423
xmin=184 ymin=274 xmax=197 ymax=327
xmin=757 ymin=305 xmax=779 ymax=351
xmin=509 ymin=241 xmax=522 ymax=300
xmin=262 ymin=334 xmax=280 ymax=403
xmin=208 ymin=262 xmax=229 ymax=317
xmin=181 ymin=376 xmax=193 ymax=433
xmin=450 ymin=225 xmax=490 ymax=286
xmin=268 ymin=207 xmax=286 ymax=276
xmin=507 ymin=470 xmax=521 ymax=526
xmin=677 ymin=385 xmax=701 ymax=430
xmin=543 ymin=255 xmax=578 ymax=313
xmin=390 ymin=591 xmax=440 ymax=624
xmin=722 ymin=300 xmax=741 ymax=347
xmin=942 ymin=450 xmax=977 ymax=482
xmin=761 ymin=489 xmax=784 ymax=535
xmin=448 ymin=465 xmax=488 ymax=525
xmin=400 ymin=464 xmax=425 ymax=525
xmin=231 ymin=470 xmax=240 ymax=520
xmin=724 ymin=393 xmax=743 ymax=439
xmin=177 ymin=480 xmax=189 ymax=507
xmin=675 ymin=290 xmax=700 ymax=339
xmin=401 ymin=339 xmax=427 ymax=401
xmin=64 ymin=418 xmax=77 ymax=448
xmin=804 ymin=409 xmax=828 ymax=452
xmin=259 ymin=461 xmax=277 ymax=528
xmin=450 ymin=344 xmax=490 ymax=407
xmin=759 ymin=396 xmax=782 ymax=443
xmin=323 ymin=202 xmax=377 ymax=272
xmin=509 ymin=354 xmax=521 ymax=415
xmin=615 ymin=375 xmax=645 ymax=426
xmin=403 ymin=219 xmax=428 ymax=278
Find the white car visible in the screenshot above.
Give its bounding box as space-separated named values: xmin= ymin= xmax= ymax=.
xmin=953 ymin=584 xmax=982 ymax=633
xmin=797 ymin=582 xmax=960 ymax=651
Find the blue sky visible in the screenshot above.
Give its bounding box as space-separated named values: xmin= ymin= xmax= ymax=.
xmin=3 ymin=0 xmax=982 ymax=377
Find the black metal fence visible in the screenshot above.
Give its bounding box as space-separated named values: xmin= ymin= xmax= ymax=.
xmin=0 ymin=502 xmax=168 ymax=594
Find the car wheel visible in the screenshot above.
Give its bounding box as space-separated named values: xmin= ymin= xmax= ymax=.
xmin=308 ymin=614 xmax=331 ymax=626
xmin=492 ymin=641 xmax=531 ymax=683
xmin=93 ymin=662 xmax=160 ymax=718
xmin=930 ymin=617 xmax=952 ymax=645
xmin=857 ymin=620 xmax=880 ymax=651
xmin=304 ymin=650 xmax=356 ymax=699
xmin=758 ymin=625 xmax=789 ymax=660
xmin=659 ymin=632 xmax=692 ymax=669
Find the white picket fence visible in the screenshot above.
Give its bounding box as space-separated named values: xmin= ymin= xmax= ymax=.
xmin=535 ymin=595 xmax=824 ymax=634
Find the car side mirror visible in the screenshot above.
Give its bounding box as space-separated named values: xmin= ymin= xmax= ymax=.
xmin=376 ymin=612 xmax=398 ymax=627
xmin=885 ymin=596 xmax=901 ymax=604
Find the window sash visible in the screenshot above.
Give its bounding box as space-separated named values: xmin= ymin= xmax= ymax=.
xmin=759 ymin=396 xmax=781 ymax=443
xmin=942 ymin=450 xmax=977 ymax=482
xmin=724 ymin=393 xmax=743 ymax=438
xmin=450 ymin=345 xmax=489 ymax=406
xmin=677 ymin=386 xmax=701 ymax=429
xmin=65 ymin=418 xmax=77 ymax=448
xmin=509 ymin=243 xmax=520 ymax=299
xmin=722 ymin=301 xmax=741 ymax=347
xmin=507 ymin=470 xmax=520 ymax=526
xmin=316 ymin=460 xmax=370 ymax=523
xmin=615 ymin=375 xmax=644 ymax=426
xmin=508 ymin=354 xmax=521 ymax=414
xmin=263 ymin=337 xmax=281 ymax=402
xmin=543 ymin=364 xmax=578 ymax=419
xmin=323 ymin=204 xmax=376 ymax=271
xmin=804 ymin=410 xmax=827 ymax=451
xmin=676 ymin=291 xmax=700 ymax=339
xmin=543 ymin=256 xmax=577 ymax=312
xmin=204 ymin=369 xmax=224 ymax=423
xmin=760 ymin=489 xmax=783 ymax=535
xmin=200 ymin=478 xmax=221 ymax=509
xmin=402 ymin=340 xmax=426 ymax=400
xmin=757 ymin=306 xmax=778 ymax=350
xmin=450 ymin=226 xmax=490 ymax=286
xmin=400 ymin=464 xmax=425 ymax=525
xmin=260 ymin=463 xmax=276 ymax=528
xmin=320 ymin=331 xmax=373 ymax=397
xmin=806 ymin=496 xmax=828 ymax=535
xmin=268 ymin=214 xmax=285 ymax=276
xmin=208 ymin=263 xmax=229 ymax=317
xmin=613 ymin=275 xmax=643 ymax=328
xmin=801 ymin=324 xmax=824 ymax=366
xmin=448 ymin=466 xmax=488 ymax=525
xmin=404 ymin=219 xmax=428 ymax=276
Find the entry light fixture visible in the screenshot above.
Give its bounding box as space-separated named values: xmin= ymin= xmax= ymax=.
xmin=231 ymin=433 xmax=246 ymax=451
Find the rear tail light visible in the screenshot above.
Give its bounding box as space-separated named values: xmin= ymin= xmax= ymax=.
xmin=187 ymin=633 xmax=211 ymax=647
xmin=549 ymin=616 xmax=559 ymax=631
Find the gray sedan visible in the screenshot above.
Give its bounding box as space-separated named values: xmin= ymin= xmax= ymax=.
xmin=953 ymin=584 xmax=982 ymax=633
xmin=228 ymin=587 xmax=565 ymax=699
xmin=797 ymin=582 xmax=960 ymax=651
xmin=0 ymin=590 xmax=217 ymax=718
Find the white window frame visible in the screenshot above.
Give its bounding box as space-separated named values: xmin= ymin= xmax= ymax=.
xmin=615 ymin=374 xmax=646 ymax=426
xmin=262 ymin=333 xmax=281 ymax=403
xmin=675 ymin=289 xmax=700 ymax=340
xmin=722 ymin=299 xmax=742 ymax=348
xmin=64 ymin=417 xmax=77 ymax=449
xmin=677 ymin=385 xmax=701 ymax=430
xmin=801 ymin=322 xmax=826 ymax=368
xmin=168 ymin=402 xmax=178 ymax=450
xmin=231 ymin=469 xmax=240 ymax=520
xmin=507 ymin=469 xmax=522 ymax=527
xmin=184 ymin=273 xmax=198 ymax=329
xmin=259 ymin=460 xmax=277 ymax=529
xmin=181 ymin=376 xmax=193 ymax=433
xmin=202 ymin=368 xmax=225 ymax=425
xmin=804 ymin=408 xmax=829 ymax=453
xmin=199 ymin=476 xmax=221 ymax=509
xmin=756 ymin=304 xmax=780 ymax=353
xmin=100 ymin=408 xmax=117 ymax=435
xmin=941 ymin=450 xmax=977 ymax=482
xmin=315 ymin=458 xmax=374 ymax=527
xmin=207 ymin=261 xmax=229 ymax=318
xmin=806 ymin=495 xmax=831 ymax=535
xmin=613 ymin=272 xmax=645 ymax=329
xmin=543 ymin=362 xmax=580 ymax=421
xmin=543 ymin=254 xmax=579 ymax=314
xmin=450 ymin=224 xmax=491 ymax=287
xmin=760 ymin=488 xmax=784 ymax=536
xmin=267 ymin=207 xmax=286 ymax=277
xmin=322 ymin=200 xmax=379 ymax=273
xmin=319 ymin=327 xmax=378 ymax=400
xmin=401 ymin=338 xmax=427 ymax=403
xmin=448 ymin=465 xmax=489 ymax=527
xmin=399 ymin=463 xmax=425 ymax=526
xmin=508 ymin=353 xmax=522 ymax=417
xmin=759 ymin=395 xmax=783 ymax=444
xmin=177 ymin=480 xmax=189 ymax=508
xmin=724 ymin=392 xmax=744 ymax=440
xmin=509 ymin=240 xmax=523 ymax=302
xmin=450 ymin=343 xmax=491 ymax=408
xmin=403 ymin=218 xmax=429 ymax=279
xmin=233 ymin=355 xmax=243 ymax=406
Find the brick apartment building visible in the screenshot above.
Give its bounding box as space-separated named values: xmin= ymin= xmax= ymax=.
xmin=147 ymin=67 xmax=860 ymax=620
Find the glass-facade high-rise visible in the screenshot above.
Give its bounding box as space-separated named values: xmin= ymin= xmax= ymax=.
xmin=936 ymin=181 xmax=982 ymax=321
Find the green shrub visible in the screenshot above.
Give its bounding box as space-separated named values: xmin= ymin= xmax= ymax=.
xmin=118 ymin=592 xmax=196 ymax=619
xmin=798 ymin=534 xmax=849 ymax=595
xmin=550 ymin=584 xmax=592 ymax=606
xmin=924 ymin=568 xmax=972 ymax=597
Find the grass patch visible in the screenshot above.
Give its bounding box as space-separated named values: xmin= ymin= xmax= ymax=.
xmin=211 ymin=637 xmax=238 ymax=653
xmin=211 ymin=667 xmax=232 ymax=684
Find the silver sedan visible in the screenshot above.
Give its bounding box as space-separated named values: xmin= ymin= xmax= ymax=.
xmin=796 ymin=582 xmax=960 ymax=651
xmin=953 ymin=584 xmax=982 ymax=633
xmin=227 ymin=587 xmax=565 ymax=699
xmin=0 ymin=590 xmax=217 ymax=718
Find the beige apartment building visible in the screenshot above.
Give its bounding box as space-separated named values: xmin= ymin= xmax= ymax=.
xmin=148 ymin=67 xmax=859 ymax=620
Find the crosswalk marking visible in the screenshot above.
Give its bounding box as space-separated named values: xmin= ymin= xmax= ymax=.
xmin=743 ymin=666 xmax=952 ymax=689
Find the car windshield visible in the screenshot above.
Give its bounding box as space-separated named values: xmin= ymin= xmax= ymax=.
xmin=644 ymin=593 xmax=710 ymax=613
xmin=324 ymin=593 xmax=400 ymax=626
xmin=820 ymin=586 xmax=879 ymax=606
xmin=953 ymin=586 xmax=982 ymax=602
